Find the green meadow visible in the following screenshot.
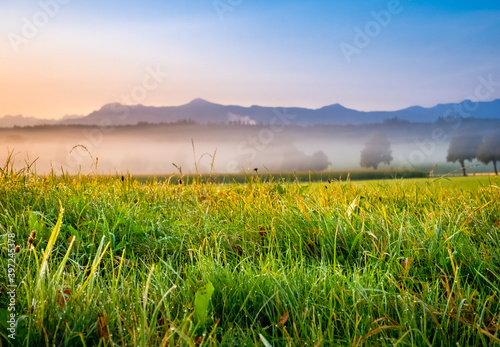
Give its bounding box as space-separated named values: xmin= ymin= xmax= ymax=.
xmin=1 ymin=169 xmax=499 ymax=346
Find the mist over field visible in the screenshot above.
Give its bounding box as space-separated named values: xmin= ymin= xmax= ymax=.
xmin=1 ymin=118 xmax=498 ymax=175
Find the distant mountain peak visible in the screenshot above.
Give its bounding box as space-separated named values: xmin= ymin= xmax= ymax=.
xmin=95 ymin=102 xmax=121 ymax=111
xmin=318 ymin=103 xmax=349 ymax=111
xmin=187 ymin=98 xmax=212 ymax=105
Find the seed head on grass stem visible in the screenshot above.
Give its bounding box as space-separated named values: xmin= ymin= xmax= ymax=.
xmin=27 ymin=236 xmax=34 ymax=248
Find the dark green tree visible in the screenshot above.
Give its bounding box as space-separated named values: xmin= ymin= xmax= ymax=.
xmin=477 ymin=131 xmax=500 ymax=175
xmin=360 ymin=133 xmax=393 ymax=170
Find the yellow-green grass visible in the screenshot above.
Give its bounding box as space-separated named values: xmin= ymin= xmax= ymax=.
xmin=0 ymin=171 xmax=499 ymax=346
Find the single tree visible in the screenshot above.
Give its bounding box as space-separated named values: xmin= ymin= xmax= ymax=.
xmin=446 ymin=128 xmax=482 ymax=176
xmin=360 ymin=133 xmax=393 ymax=170
xmin=306 ymin=151 xmax=330 ymax=171
xmin=477 ymin=131 xmax=500 ymax=175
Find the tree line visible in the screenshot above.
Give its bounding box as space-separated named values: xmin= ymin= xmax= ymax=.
xmin=359 ymin=129 xmax=500 ymax=175
xmin=446 ymin=128 xmax=500 ymax=176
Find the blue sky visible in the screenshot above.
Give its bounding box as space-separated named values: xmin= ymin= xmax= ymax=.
xmin=1 ymin=0 xmax=500 ymax=118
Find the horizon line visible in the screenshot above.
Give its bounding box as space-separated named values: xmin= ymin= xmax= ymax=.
xmin=3 ymin=97 xmax=499 ymax=121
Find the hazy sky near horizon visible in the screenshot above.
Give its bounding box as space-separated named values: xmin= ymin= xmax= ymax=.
xmin=1 ymin=0 xmax=500 ymax=119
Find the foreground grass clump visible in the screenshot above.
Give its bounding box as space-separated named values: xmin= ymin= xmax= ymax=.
xmin=0 ymin=172 xmax=499 ymax=346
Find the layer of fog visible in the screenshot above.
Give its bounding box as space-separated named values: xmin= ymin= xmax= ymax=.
xmin=0 ymin=123 xmax=497 ymax=175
